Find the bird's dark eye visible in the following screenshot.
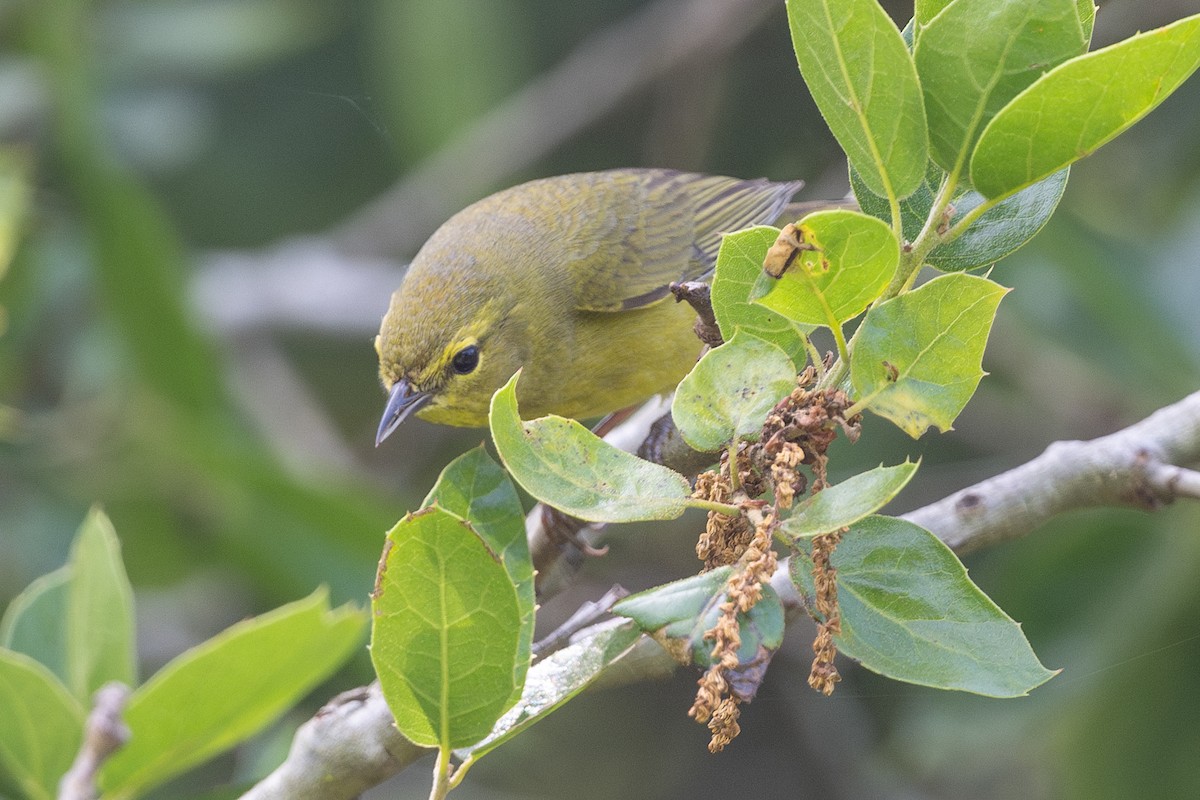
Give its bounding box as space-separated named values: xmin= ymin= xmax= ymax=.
xmin=451 ymin=345 xmax=480 ymax=375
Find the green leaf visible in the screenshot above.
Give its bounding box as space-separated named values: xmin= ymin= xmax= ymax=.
xmin=776 ymin=461 xmax=918 ymax=540
xmin=851 ymin=273 xmax=1008 ymax=437
xmin=850 ymin=163 xmax=1069 ymax=271
xmin=916 ymin=0 xmax=1087 ymax=174
xmin=0 ymin=650 xmax=83 ymax=800
xmin=671 ymin=332 xmax=796 ymax=453
xmin=66 ymin=508 xmax=136 ymax=702
xmin=1077 ymin=0 xmax=1096 ymax=43
xmin=614 ymin=569 xmax=785 ymax=669
xmin=972 ymin=14 xmax=1200 ymax=200
xmin=1 ymin=567 xmax=71 ymax=684
xmin=917 ymin=0 xmax=1094 ymax=46
xmin=460 ymin=621 xmax=642 ymax=760
xmin=711 ymin=226 xmax=812 ymax=363
xmin=423 ymin=447 xmax=534 ymax=707
xmin=2 ymin=509 xmax=142 ymax=703
xmin=751 ymin=210 xmax=899 ymax=326
xmin=929 ymin=169 xmax=1067 ymax=270
xmin=913 ymin=0 xmax=953 ymax=32
xmin=791 ymin=516 xmax=1057 ymax=696
xmin=371 ymin=507 xmax=522 ymax=750
xmin=786 ymin=0 xmax=927 ymax=201
xmin=101 ymin=589 xmax=365 ymax=798
xmin=490 ymin=372 xmax=692 ymax=522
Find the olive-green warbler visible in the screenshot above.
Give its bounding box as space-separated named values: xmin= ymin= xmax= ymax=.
xmin=375 ymin=168 xmax=801 ymax=443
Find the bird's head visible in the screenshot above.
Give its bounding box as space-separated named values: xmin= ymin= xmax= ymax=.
xmin=374 ymin=238 xmax=529 ymax=442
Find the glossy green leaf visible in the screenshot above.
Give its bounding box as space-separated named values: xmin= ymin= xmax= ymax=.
xmin=490 ymin=372 xmax=692 ymax=522
xmin=461 ymin=621 xmax=641 ymax=760
xmin=66 ymin=508 xmax=136 ymax=702
xmin=671 ymin=332 xmax=796 ymax=452
xmin=851 ymin=273 xmax=1008 ymax=437
xmin=423 ymin=447 xmax=534 ymax=708
xmin=916 ymin=0 xmax=1087 ymax=174
xmin=850 ymin=163 xmax=1068 ymax=270
xmin=371 ymin=507 xmax=522 ymax=750
xmin=751 ymin=210 xmax=899 ymax=325
xmin=776 ymin=461 xmax=918 ymax=540
xmin=101 ymin=589 xmax=365 ymax=797
xmin=711 ymin=226 xmax=812 ymax=362
xmin=791 ymin=516 xmax=1057 ymax=696
xmin=972 ymin=14 xmax=1200 ymax=200
xmin=0 ymin=567 xmax=71 ymax=684
xmin=0 ymin=650 xmax=83 ymax=800
xmin=786 ymin=0 xmax=927 ymax=200
xmin=615 ymin=569 xmax=785 ymax=669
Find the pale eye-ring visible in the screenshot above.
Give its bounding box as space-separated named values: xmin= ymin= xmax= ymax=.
xmin=451 ymin=345 xmax=480 ymax=375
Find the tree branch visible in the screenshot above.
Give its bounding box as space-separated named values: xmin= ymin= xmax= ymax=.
xmin=240 ymin=389 xmax=1200 ymax=800
xmin=239 ymin=684 xmax=428 ymax=800
xmin=903 ymin=390 xmax=1200 ymax=553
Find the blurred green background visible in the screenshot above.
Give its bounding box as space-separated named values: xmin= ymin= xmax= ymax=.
xmin=3 ymin=0 xmax=1200 ymax=797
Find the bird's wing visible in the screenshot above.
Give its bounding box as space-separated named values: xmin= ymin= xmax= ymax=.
xmin=568 ymin=170 xmax=803 ymax=312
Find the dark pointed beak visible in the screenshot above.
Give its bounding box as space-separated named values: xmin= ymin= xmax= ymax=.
xmin=375 ymin=379 xmax=433 ymax=446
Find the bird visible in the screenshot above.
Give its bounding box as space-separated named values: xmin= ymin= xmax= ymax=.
xmin=374 ymin=168 xmax=803 ymax=444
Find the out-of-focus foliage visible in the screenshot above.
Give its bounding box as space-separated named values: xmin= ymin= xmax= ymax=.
xmin=0 ymin=510 xmax=364 ymax=800
xmin=1 ymin=1 xmax=1199 ymax=798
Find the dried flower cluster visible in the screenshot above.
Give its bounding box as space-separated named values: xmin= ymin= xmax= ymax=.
xmin=687 ymin=364 xmax=862 ymax=748
xmin=689 ymin=510 xmax=777 ymax=752
xmin=808 ymin=528 xmax=844 ymax=695
xmin=753 ymin=366 xmax=861 ymax=500
xmin=692 ymin=468 xmax=753 ymax=570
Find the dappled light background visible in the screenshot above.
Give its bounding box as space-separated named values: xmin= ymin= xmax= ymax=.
xmin=2 ymin=0 xmax=1200 ymax=797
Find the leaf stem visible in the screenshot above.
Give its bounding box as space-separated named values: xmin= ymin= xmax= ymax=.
xmin=804 ymin=335 xmax=826 ymax=380
xmin=688 ymin=498 xmax=742 ymax=516
xmin=447 ymin=755 xmax=475 ymax=791
xmin=810 ymin=280 xmax=851 ymax=365
xmin=843 ymin=392 xmax=878 ymax=420
xmin=888 ymin=191 xmax=904 ymax=241
xmin=942 ymin=196 xmax=1000 ymax=245
xmin=884 ymin=170 xmax=960 ymax=300
xmin=829 ymin=321 xmax=850 ymax=366
xmin=429 ymin=748 xmax=452 ymax=800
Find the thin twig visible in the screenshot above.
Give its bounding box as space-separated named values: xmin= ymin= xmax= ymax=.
xmin=59 ymin=682 xmax=131 ymax=800
xmin=532 ymin=585 xmax=630 ymax=660
xmin=1144 ymin=462 xmax=1200 ymax=501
